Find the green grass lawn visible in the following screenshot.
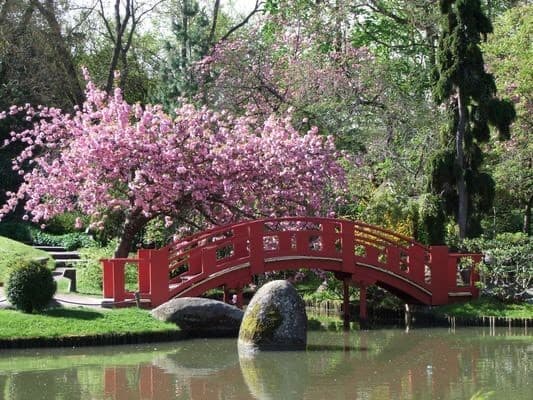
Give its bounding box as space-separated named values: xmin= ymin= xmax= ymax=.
xmin=435 ymin=297 xmax=533 ymax=319
xmin=0 ymin=307 xmax=178 ymax=340
xmin=0 ymin=236 xmax=54 ymax=283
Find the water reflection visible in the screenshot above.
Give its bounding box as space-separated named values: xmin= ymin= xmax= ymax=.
xmin=0 ymin=328 xmax=531 ymax=400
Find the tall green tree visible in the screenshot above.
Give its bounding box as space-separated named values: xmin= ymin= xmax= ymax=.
xmin=430 ymin=0 xmax=515 ymax=241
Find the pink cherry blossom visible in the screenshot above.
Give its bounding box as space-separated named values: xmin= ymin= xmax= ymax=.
xmin=1 ymin=77 xmax=346 ymax=257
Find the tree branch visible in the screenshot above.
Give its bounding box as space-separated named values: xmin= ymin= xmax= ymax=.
xmin=66 ymin=0 xmax=98 ymax=37
xmin=98 ymin=0 xmax=115 ymax=43
xmin=219 ymin=0 xmax=262 ymax=43
xmin=365 ymin=0 xmax=409 ymax=25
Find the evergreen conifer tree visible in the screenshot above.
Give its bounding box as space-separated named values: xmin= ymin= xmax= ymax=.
xmin=429 ymin=0 xmax=515 ymax=241
xmin=154 ymin=0 xmax=211 ymax=109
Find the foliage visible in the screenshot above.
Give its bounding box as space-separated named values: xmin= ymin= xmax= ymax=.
xmin=483 ymin=4 xmax=533 ymax=235
xmin=0 ymin=235 xmax=53 ymax=283
xmin=0 ymin=73 xmax=345 ymax=257
xmin=153 ymin=0 xmax=211 ymax=107
xmin=77 ymin=241 xmax=137 ymax=295
xmin=28 ymin=228 xmax=96 ymax=251
xmin=141 ymin=216 xmax=175 ymax=248
xmin=469 ymin=390 xmax=495 ymax=400
xmin=429 ymin=0 xmax=516 ymax=240
xmin=0 ymin=221 xmax=32 ymax=243
xmin=350 ymin=0 xmax=439 ymax=93
xmin=197 ymin=28 xmax=379 ymax=138
xmin=0 ymin=221 xmax=95 ymax=250
xmin=199 ymin=1 xmax=445 ymax=240
xmin=42 ymin=212 xmax=87 ymax=235
xmin=0 ymin=307 xmax=178 ymax=340
xmin=73 ymin=29 xmax=160 ymax=104
xmin=358 ymin=184 xmax=415 ymax=238
xmin=298 ymin=271 xmax=402 ymax=311
xmin=416 ymin=193 xmax=447 ymax=245
xmin=5 ymin=259 xmax=56 ymax=313
xmin=463 ymin=233 xmax=532 ymax=301
xmin=77 ymin=242 xmax=116 ymax=295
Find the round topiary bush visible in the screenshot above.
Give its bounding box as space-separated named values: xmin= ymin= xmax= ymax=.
xmin=6 ymin=259 xmax=56 ymax=313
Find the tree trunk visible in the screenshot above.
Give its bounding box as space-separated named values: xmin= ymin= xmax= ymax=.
xmin=114 ymin=213 xmax=149 ymax=258
xmin=208 ymin=0 xmax=220 ymax=45
xmin=524 ymin=195 xmax=532 ymax=236
xmin=456 ymin=88 xmax=468 ymax=240
xmin=181 ymin=5 xmax=188 ymax=70
xmin=334 ymin=0 xmax=343 ymax=53
xmin=105 ymin=0 xmax=127 ymax=93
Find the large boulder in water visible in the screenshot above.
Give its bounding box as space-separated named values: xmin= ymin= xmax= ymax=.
xmin=238 ymin=280 xmax=307 ymax=352
xmin=151 ymin=297 xmax=244 ymax=336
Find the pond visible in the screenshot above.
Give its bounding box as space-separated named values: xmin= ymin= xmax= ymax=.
xmin=0 ymin=327 xmax=531 ymax=399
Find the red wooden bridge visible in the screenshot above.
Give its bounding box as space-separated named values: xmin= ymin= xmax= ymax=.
xmin=102 ymin=217 xmax=481 ymax=324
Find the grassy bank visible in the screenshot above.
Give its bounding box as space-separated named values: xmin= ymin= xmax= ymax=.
xmin=434 ymin=298 xmax=533 ymax=319
xmin=0 ymin=236 xmax=53 ymax=283
xmin=0 ymin=307 xmax=180 ymax=347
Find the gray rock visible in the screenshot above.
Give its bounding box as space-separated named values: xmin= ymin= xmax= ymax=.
xmin=238 ymin=280 xmax=307 ymax=352
xmin=151 ymin=297 xmax=244 ymax=336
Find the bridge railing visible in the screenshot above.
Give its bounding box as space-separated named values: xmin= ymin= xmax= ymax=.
xmin=102 ymin=248 xmax=170 ymax=306
xmin=102 ymin=217 xmax=481 ymax=307
xmin=429 ymin=247 xmax=481 ymax=304
xmin=164 ymin=217 xmax=434 ymax=290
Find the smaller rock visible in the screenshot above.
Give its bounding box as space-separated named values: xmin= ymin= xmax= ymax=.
xmin=238 ymin=280 xmax=307 ymax=352
xmin=151 ymin=297 xmax=244 ymax=336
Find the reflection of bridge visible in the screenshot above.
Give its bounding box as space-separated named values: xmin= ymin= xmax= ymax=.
xmin=102 ymin=217 xmax=480 ymax=323
xmin=100 ymin=331 xmax=490 ymax=400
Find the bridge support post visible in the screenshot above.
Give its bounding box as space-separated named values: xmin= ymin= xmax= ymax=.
xmin=147 ymin=248 xmax=170 ymax=307
xmin=343 ymin=278 xmax=351 ymax=330
xmin=359 ymin=284 xmax=369 ymax=330
xmin=235 ymin=285 xmax=244 ymax=309
xmin=223 ymin=285 xmax=230 ymax=304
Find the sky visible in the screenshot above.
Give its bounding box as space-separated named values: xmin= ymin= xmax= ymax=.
xmin=222 ymin=0 xmax=260 ymax=16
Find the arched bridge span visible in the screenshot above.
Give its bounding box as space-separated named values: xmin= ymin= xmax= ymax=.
xmin=102 ymin=217 xmax=481 ymax=313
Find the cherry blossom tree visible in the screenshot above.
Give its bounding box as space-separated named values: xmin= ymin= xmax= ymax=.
xmin=0 ymin=72 xmax=345 ymax=257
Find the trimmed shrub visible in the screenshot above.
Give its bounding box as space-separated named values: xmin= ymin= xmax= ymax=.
xmin=6 ymin=260 xmax=56 ymax=313
xmin=44 ymin=212 xmax=86 ymax=235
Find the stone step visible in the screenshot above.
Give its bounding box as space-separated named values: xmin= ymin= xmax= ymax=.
xmin=54 ymin=258 xmax=86 ymax=264
xmin=47 ymin=251 xmax=80 ymax=260
xmin=33 ymin=245 xmax=68 ymax=252
xmin=54 ymin=260 xmax=87 ymax=269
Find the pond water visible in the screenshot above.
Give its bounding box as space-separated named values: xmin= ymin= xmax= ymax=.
xmin=0 ymin=327 xmax=531 ymax=399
